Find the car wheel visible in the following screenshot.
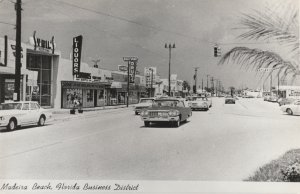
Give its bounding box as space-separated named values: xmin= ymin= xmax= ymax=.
xmin=135 ymin=111 xmax=138 ymax=115
xmin=38 ymin=115 xmax=45 ymax=126
xmin=7 ymin=119 xmax=16 ymax=131
xmin=144 ymin=121 xmax=150 ymax=127
xmin=287 ymin=108 xmax=293 ymax=115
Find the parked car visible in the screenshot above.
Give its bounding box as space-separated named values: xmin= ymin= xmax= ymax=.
xmin=189 ymin=96 xmax=212 ymax=110
xmin=280 ymin=100 xmax=300 ymax=115
xmin=0 ymin=101 xmax=50 ymax=130
xmin=134 ymin=98 xmax=155 ymax=115
xmin=269 ymin=96 xmax=279 ymax=102
xmin=278 ymin=98 xmax=297 ymax=106
xmin=225 ymin=95 xmax=236 ymax=104
xmin=264 ymin=95 xmax=270 ymax=101
xmin=140 ymin=98 xmax=192 ymax=127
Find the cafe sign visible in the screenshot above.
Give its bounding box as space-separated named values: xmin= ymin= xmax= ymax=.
xmin=29 ymin=31 xmax=56 ymax=54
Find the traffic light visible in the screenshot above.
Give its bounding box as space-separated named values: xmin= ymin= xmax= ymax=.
xmin=217 ymin=46 xmax=221 ymax=56
xmin=214 ymin=45 xmax=218 ymax=57
xmin=214 ymin=44 xmax=221 ymax=57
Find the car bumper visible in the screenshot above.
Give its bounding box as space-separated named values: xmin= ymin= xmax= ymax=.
xmin=141 ymin=116 xmax=179 ymax=122
xmin=0 ymin=120 xmax=9 ymax=126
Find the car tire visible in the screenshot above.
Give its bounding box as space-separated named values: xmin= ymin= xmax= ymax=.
xmin=287 ymin=108 xmax=293 ymax=115
xmin=144 ymin=121 xmax=150 ymax=127
xmin=7 ymin=119 xmax=16 ymax=131
xmin=38 ymin=115 xmax=46 ymax=126
xmin=135 ymin=111 xmax=138 ymax=115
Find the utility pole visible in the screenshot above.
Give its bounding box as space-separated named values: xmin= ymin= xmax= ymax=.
xmin=215 ymin=79 xmax=219 ymax=97
xmin=202 ymin=78 xmax=203 ymax=92
xmin=210 ymin=77 xmax=214 ymax=96
xmin=165 ymin=43 xmax=175 ymax=96
xmin=14 ymin=0 xmax=22 ymax=101
xmin=150 ymin=68 xmax=154 ymax=97
xmin=193 ymin=67 xmax=200 ymax=94
xmin=206 ymin=75 xmax=209 ymax=92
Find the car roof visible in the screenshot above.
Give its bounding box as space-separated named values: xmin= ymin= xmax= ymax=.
xmin=1 ymin=101 xmax=37 ymax=104
xmin=154 ymin=98 xmax=180 ymax=101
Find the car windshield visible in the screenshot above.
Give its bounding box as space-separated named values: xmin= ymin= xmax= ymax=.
xmin=194 ymin=97 xmax=208 ymax=101
xmin=0 ymin=103 xmax=22 ymax=110
xmin=140 ymin=99 xmax=154 ymax=103
xmin=152 ymin=100 xmax=179 ymax=107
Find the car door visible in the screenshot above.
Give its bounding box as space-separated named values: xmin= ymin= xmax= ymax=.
xmin=178 ymin=101 xmax=188 ymax=120
xmin=293 ymin=101 xmax=300 ymax=115
xmin=21 ymin=103 xmax=32 ymax=124
xmin=29 ymin=102 xmax=40 ymax=123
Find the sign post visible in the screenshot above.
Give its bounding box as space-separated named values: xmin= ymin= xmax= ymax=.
xmin=123 ymin=57 xmax=138 ymax=107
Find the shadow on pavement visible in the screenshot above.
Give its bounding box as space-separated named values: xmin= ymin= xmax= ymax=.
xmin=140 ymin=121 xmax=190 ymax=128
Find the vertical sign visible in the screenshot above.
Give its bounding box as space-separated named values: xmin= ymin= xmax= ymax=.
xmin=128 ymin=61 xmax=136 ymax=83
xmin=73 ymin=35 xmax=83 ymax=75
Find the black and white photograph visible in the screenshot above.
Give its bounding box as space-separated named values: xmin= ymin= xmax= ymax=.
xmin=0 ymin=0 xmax=299 ymax=193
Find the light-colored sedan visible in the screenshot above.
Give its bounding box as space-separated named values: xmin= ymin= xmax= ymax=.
xmin=189 ymin=97 xmax=212 ymax=111
xmin=280 ymin=100 xmax=300 ymax=115
xmin=134 ymin=98 xmax=155 ymax=115
xmin=0 ymin=101 xmax=50 ymax=130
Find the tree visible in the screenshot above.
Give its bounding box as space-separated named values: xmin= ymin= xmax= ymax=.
xmin=218 ymin=1 xmax=299 ymax=84
xmin=182 ymin=80 xmax=190 ymax=91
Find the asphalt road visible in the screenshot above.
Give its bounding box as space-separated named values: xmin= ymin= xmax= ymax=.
xmin=0 ymin=97 xmax=299 ymax=180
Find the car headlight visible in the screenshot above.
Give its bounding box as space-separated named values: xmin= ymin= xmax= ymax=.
xmin=168 ymin=110 xmax=179 ymax=116
xmin=141 ymin=110 xmax=149 ymax=116
xmin=0 ymin=116 xmax=5 ymax=121
xmin=203 ymin=102 xmax=208 ymax=106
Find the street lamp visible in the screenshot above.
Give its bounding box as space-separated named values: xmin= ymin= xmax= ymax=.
xmin=165 ymin=43 xmax=175 ymax=96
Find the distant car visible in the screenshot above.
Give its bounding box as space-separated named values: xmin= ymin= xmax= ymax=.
xmin=225 ymin=96 xmax=236 ymax=104
xmin=134 ymin=98 xmax=155 ymax=115
xmin=280 ymin=100 xmax=300 ymax=115
xmin=269 ymin=96 xmax=279 ymax=102
xmin=189 ymin=97 xmax=212 ymax=111
xmin=278 ymin=98 xmax=297 ymax=106
xmin=140 ymin=99 xmax=192 ymax=127
xmin=264 ymin=96 xmax=270 ymax=101
xmin=0 ymin=101 xmax=50 ymax=130
xmin=155 ymin=93 xmax=162 ymax=98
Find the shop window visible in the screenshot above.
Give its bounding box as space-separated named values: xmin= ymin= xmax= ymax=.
xmin=98 ymin=90 xmax=104 ymax=100
xmin=65 ymin=89 xmax=83 ymax=109
xmin=118 ymin=92 xmax=125 ymax=104
xmin=87 ymin=89 xmax=93 ymax=102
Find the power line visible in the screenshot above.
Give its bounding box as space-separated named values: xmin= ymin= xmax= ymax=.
xmin=44 ymin=1 xmax=165 ymax=58
xmin=0 ymin=21 xmax=15 ymax=26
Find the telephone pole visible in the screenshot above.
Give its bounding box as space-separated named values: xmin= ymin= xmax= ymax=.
xmin=14 ymin=0 xmax=22 ymax=101
xmin=210 ymin=77 xmax=214 ymax=96
xmin=206 ymin=75 xmax=209 ymax=92
xmin=193 ymin=67 xmax=200 ymax=94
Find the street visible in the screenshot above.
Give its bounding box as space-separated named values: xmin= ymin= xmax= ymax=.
xmin=0 ymin=97 xmax=299 ymax=181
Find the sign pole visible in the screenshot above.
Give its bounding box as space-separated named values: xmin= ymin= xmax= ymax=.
xmin=127 ymin=61 xmax=129 ymax=107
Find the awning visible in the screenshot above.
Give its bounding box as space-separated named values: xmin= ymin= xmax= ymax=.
xmin=61 ymin=81 xmax=110 ymax=89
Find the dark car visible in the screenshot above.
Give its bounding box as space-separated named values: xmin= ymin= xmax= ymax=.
xmin=278 ymin=98 xmax=297 ymax=106
xmin=225 ymin=95 xmax=236 ymax=104
xmin=140 ymin=99 xmax=192 ymax=127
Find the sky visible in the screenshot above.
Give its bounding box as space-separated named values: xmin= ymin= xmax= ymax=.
xmin=0 ymin=0 xmax=298 ymax=91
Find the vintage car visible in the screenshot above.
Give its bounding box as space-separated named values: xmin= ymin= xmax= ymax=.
xmin=189 ymin=96 xmax=212 ymax=110
xmin=134 ymin=98 xmax=155 ymax=115
xmin=0 ymin=101 xmax=50 ymax=130
xmin=140 ymin=98 xmax=192 ymax=127
xmin=278 ymin=98 xmax=297 ymax=106
xmin=225 ymin=95 xmax=236 ymax=104
xmin=269 ymin=96 xmax=279 ymax=102
xmin=280 ymin=100 xmax=300 ymax=115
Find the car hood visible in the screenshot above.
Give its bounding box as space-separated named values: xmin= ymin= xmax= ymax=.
xmin=135 ymin=103 xmax=152 ymax=107
xmin=146 ymin=107 xmax=181 ymax=111
xmin=0 ymin=110 xmax=25 ymax=116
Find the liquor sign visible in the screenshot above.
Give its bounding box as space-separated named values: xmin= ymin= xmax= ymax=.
xmin=76 ymin=72 xmax=91 ymax=79
xmin=123 ymin=56 xmax=138 ymax=84
xmin=29 ymin=31 xmax=56 ymax=54
xmin=73 ymin=35 xmax=83 ymax=75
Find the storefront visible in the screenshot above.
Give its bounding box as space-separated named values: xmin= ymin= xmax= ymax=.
xmin=61 ymin=81 xmax=110 ymax=109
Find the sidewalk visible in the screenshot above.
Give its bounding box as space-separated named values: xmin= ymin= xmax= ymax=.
xmin=45 ymin=104 xmax=136 ymax=123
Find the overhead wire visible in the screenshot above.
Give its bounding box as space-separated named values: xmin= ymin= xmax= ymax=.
xmin=43 ymin=1 xmax=165 ymax=58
